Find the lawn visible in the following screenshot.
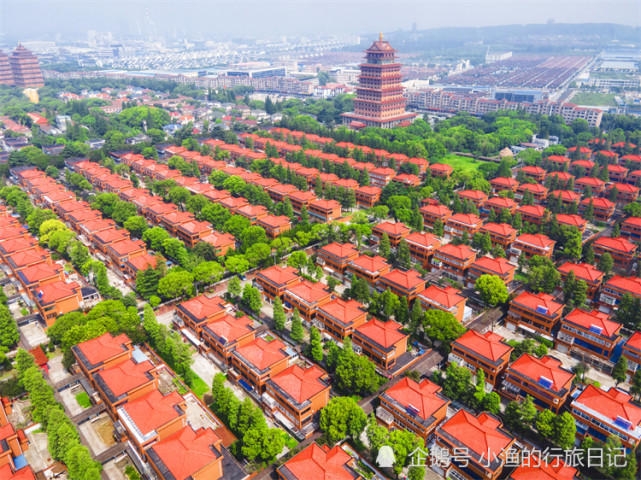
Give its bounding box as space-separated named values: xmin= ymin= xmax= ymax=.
xmin=190 ymin=373 xmax=209 ymax=398
xmin=571 ymin=92 xmax=617 ymax=107
xmin=75 ymin=392 xmax=92 ymax=409
xmin=438 ymin=153 xmax=484 ymax=173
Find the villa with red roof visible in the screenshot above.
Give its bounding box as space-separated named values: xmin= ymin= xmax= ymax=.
xmin=377 ymin=269 xmax=426 ymax=302
xmin=199 ymin=314 xmax=256 ymax=363
xmin=145 ymin=425 xmax=229 ymax=480
xmin=118 ymin=389 xmax=186 ymax=450
xmin=371 ymin=221 xmax=410 ymax=248
xmin=68 ymin=209 xmax=104 ymax=231
xmin=622 ymin=217 xmax=641 ymax=241
xmin=420 ymin=203 xmax=452 ymax=228
xmin=444 ymin=213 xmax=483 ymax=241
xmin=623 ymin=332 xmax=641 ymax=382
xmin=201 ymin=231 xmax=236 ymax=256
xmin=547 ymin=155 xmax=571 ymax=169
xmin=255 ymin=265 xmax=301 ymax=300
xmin=257 ymin=215 xmax=291 ymax=239
xmin=229 ymin=334 xmax=291 ymax=393
xmin=158 ymin=211 xmax=196 ymax=236
xmin=607 ymin=182 xmax=639 ymax=204
xmin=450 ymin=330 xmax=512 ymax=389
xmin=519 ymin=165 xmax=546 ymax=183
xmin=556 ymin=213 xmax=588 ymax=234
xmin=404 ymin=231 xmax=440 ymax=267
xmin=490 ymin=176 xmax=519 ymax=194
xmin=571 ymin=386 xmax=641 ymax=450
xmin=516 ymin=204 xmax=548 ymax=225
xmin=599 ymin=275 xmax=641 ymax=311
xmin=234 ymin=204 xmax=269 ymax=225
xmin=592 ymin=236 xmax=637 ymax=268
xmin=308 ymin=199 xmax=342 ymax=223
xmin=502 ymin=354 xmax=575 ymax=413
xmin=557 ymin=308 xmax=622 ymax=364
xmin=608 ymin=164 xmax=629 ymax=183
xmin=377 ymin=377 xmax=449 ymax=440
xmin=267 ymin=184 xmax=299 ymax=204
xmin=558 ymin=262 xmax=603 ymax=297
xmin=93 ymin=357 xmax=159 ymax=416
xmin=457 ymin=189 xmax=488 ymax=209
xmin=176 ymin=295 xmax=227 ymax=335
xmin=16 ymin=262 xmax=64 ymax=290
xmin=369 ymin=167 xmax=396 ymax=188
xmin=508 ymin=456 xmax=577 ymax=480
xmin=346 ymin=255 xmax=391 ymax=286
xmin=431 ymin=243 xmax=477 ymax=279
xmin=574 ymin=176 xmax=606 ymax=196
xmin=418 ymin=285 xmax=467 ymax=323
xmin=549 ymin=189 xmax=581 ymax=210
xmin=434 ymin=410 xmax=515 ymax=480
xmin=467 ymin=256 xmax=516 ymax=287
xmin=276 ymin=443 xmax=362 ymax=480
xmin=0 ymin=237 xmax=37 ymax=260
xmin=288 ymin=190 xmax=317 ymax=212
xmin=392 ymin=173 xmax=420 ymax=187
xmin=481 ymin=196 xmax=517 ymax=218
xmin=176 ymin=220 xmax=214 ymax=248
xmin=354 ymin=185 xmax=381 ymax=208
xmin=568 ymin=146 xmax=592 ymax=158
xmin=580 ymin=197 xmax=615 ymax=222
xmin=507 ymin=291 xmax=563 ymax=338
xmin=429 ymin=163 xmax=453 ymax=179
xmin=124 ymin=252 xmax=158 ymax=278
xmin=105 ymin=238 xmax=146 ymax=271
xmin=480 ymin=223 xmax=517 ymax=250
xmin=0 ymin=417 xmax=30 ymax=477
xmin=283 ymin=280 xmax=332 ymax=321
xmin=32 ymin=280 xmax=82 ymax=327
xmin=315 ymin=298 xmax=368 ymax=340
xmin=515 ymin=183 xmax=548 ymax=204
xmin=317 ymin=242 xmax=359 ymax=275
xmin=264 ymin=365 xmax=330 ymax=437
xmin=510 ymin=233 xmax=555 ymax=261
xmin=72 ymin=332 xmax=133 ymax=379
xmin=91 ymin=228 xmax=130 ymax=254
xmin=351 ymin=319 xmax=408 ymax=371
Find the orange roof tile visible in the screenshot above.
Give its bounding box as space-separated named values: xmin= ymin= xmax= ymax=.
xmin=436 ymin=243 xmax=476 ymax=261
xmin=374 ymin=221 xmax=410 ymax=236
xmin=512 ymin=291 xmax=562 ymax=316
xmin=556 ymin=214 xmax=587 ymax=229
xmin=593 ymin=236 xmax=637 ymax=254
xmin=454 ymin=330 xmax=512 ymax=362
xmin=95 ymin=358 xmax=155 ymax=399
xmin=74 ymin=332 xmax=131 ymax=368
xmin=515 ymin=233 xmax=555 ymax=249
xmin=458 ymin=189 xmax=488 ymax=201
xmin=257 ymin=265 xmax=301 ymax=286
xmin=380 ymin=269 xmax=425 ymax=290
xmin=286 ymin=280 xmax=331 ymax=304
xmin=404 ymin=232 xmax=440 ymax=249
xmin=574 ymin=385 xmax=641 ymax=431
xmin=419 ymin=285 xmax=464 ymax=309
xmin=178 ymin=295 xmax=226 ymax=323
xmin=481 ymin=223 xmax=517 ymax=237
xmin=440 ymin=410 xmax=513 ymax=459
xmin=270 ymin=365 xmax=328 ymax=405
xmin=557 ymin=262 xmax=603 ymax=283
xmin=486 ymin=197 xmax=517 ymax=209
xmin=120 ymin=389 xmax=184 ymax=437
xmin=203 ymin=314 xmax=254 ymax=344
xmin=516 ymin=205 xmax=547 ymax=217
xmin=349 ymin=255 xmax=389 ymax=274
xmin=318 ymin=298 xmax=366 ymax=326
xmin=448 ymin=213 xmax=482 ymax=226
xmin=510 ymin=456 xmax=577 ymax=480
xmin=234 ymin=335 xmax=288 ymax=371
xmin=320 ymin=242 xmax=359 ymax=259
xmin=279 ymin=443 xmax=356 ymax=480
xmin=355 ymin=319 xmax=406 ymax=348
xmin=509 ymin=354 xmax=574 ymax=392
xmin=606 ymin=275 xmax=641 ymax=296
xmin=420 ymin=204 xmax=452 ymax=217
xmin=564 ymin=308 xmax=620 ymax=338
xmin=385 ymin=377 xmax=448 ymax=420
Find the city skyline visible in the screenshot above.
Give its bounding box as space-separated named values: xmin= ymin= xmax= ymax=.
xmin=1 ymin=0 xmax=639 ymax=41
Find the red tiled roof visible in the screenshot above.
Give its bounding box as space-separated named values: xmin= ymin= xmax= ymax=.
xmin=605 ymin=275 xmax=641 ymax=296
xmin=448 ymin=213 xmax=482 ymax=226
xmin=380 ymin=269 xmax=424 ymax=289
xmin=510 ymin=354 xmax=574 ymax=391
xmin=564 ymin=308 xmax=620 ymax=337
xmin=455 ymin=330 xmax=511 ymax=362
xmin=310 ymin=199 xmax=341 ymax=211
xmin=556 ymin=214 xmax=587 ymax=229
xmin=385 ymin=377 xmax=448 ymax=420
xmin=280 ymin=443 xmax=355 ymax=480
xmin=608 ymin=164 xmax=628 ymax=173
xmin=355 ymin=319 xmax=406 ymax=348
xmin=547 ymin=155 xmax=571 ymax=164
xmin=286 ymin=280 xmax=331 ymax=304
xmin=516 ymin=205 xmax=547 ymax=217
xmin=580 ymin=197 xmax=615 ymax=209
xmin=234 ymin=335 xmax=288 ymax=371
xmin=258 ymin=265 xmax=300 ymax=286
xmin=201 ymin=231 xmax=235 ymax=249
xmin=318 ymin=298 xmax=366 ymax=325
xmin=349 ymin=255 xmax=389 ymax=273
xmin=177 ymin=220 xmax=213 ymax=235
xmin=481 ymin=222 xmax=517 ymax=237
xmin=96 ymin=358 xmax=155 ymax=398
xmin=576 ymin=176 xmax=605 ymax=187
xmin=608 ymin=183 xmax=638 ymax=194
xmin=235 ymin=204 xmax=268 ymax=217
xmin=548 ymin=172 xmax=574 ymax=181
xmin=120 ymin=389 xmax=184 ymax=436
xmin=29 ymin=346 xmax=48 ymax=366
xmin=126 ymin=253 xmax=158 ymax=272
xmin=404 ymin=232 xmax=440 ymax=248
xmin=515 ymin=233 xmax=555 ymax=249
xmin=429 ymin=163 xmax=453 ymax=173
xmin=440 ymin=410 xmax=512 ymax=458
xmin=472 ymin=256 xmax=516 ymax=275
xmin=626 ymin=332 xmax=641 ymax=352
xmin=0 ymin=236 xmax=37 ymax=255
xmin=549 ymin=190 xmax=581 ymax=202
xmin=270 ymin=365 xmax=328 ymax=404
xmin=510 ymin=456 xmax=577 ymax=480
xmin=373 ymin=222 xmax=410 ymax=236
xmin=108 ymin=238 xmax=145 ymax=256
xmin=520 ymin=166 xmax=546 ymax=175
xmin=0 ymin=465 xmax=36 ymax=480
xmin=558 ymin=262 xmax=603 ymax=283
xmin=36 ymin=280 xmax=79 ymax=304
xmin=593 ymin=236 xmax=637 ymax=254
xmin=320 ymin=242 xmax=359 ymax=259
xmin=204 ymin=314 xmax=254 ymax=343
xmin=93 ymin=228 xmax=129 ymax=244
xmin=490 ymin=177 xmax=519 ymax=187
xmin=420 ymin=204 xmax=452 ymax=216
xmin=179 ymin=295 xmax=226 ymax=322
xmin=458 ymin=189 xmax=488 ymax=201
xmin=419 ymin=285 xmax=464 ymax=309
xmin=575 ymin=386 xmax=641 ymax=430
xmin=486 ymin=197 xmax=517 ymax=209
xmin=436 ymin=243 xmax=476 ymax=261
xmin=149 ymin=426 xmax=221 ymax=480
xmin=75 ymin=332 xmax=131 ymax=367
xmin=370 ymin=167 xmax=395 ymax=176
xmin=19 ymin=262 xmax=62 ymax=283
xmin=622 ymin=154 xmax=641 ymax=163
xmin=567 ymin=147 xmax=592 ymax=154
xmin=258 ymin=215 xmax=290 ymax=229
xmin=512 ymin=291 xmax=562 ymax=316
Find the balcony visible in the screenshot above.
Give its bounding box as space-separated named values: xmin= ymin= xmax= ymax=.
xmin=376 ymin=406 xmax=395 ymax=427
xmin=557 ymin=332 xmax=575 ymax=345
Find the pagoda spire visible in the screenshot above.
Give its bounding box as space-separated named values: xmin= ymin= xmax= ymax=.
xmin=379 ymin=32 xmax=383 ymax=42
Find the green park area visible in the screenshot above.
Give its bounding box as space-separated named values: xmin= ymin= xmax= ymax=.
xmin=438 ymin=153 xmax=485 ymax=173
xmin=75 ymin=392 xmax=92 ymax=409
xmin=572 ymin=92 xmax=618 ymax=107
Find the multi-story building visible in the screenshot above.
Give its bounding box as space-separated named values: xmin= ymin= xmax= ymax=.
xmin=315 ymin=298 xmax=368 ymax=340
xmin=479 ymin=223 xmax=517 ymax=250
xmin=556 ymin=308 xmax=622 ymax=366
xmin=372 ymin=221 xmax=410 ymax=247
xmin=608 ymin=183 xmax=640 ymax=205
xmin=229 ymin=334 xmax=292 ymax=393
xmin=175 ymin=294 xmax=227 ymax=335
xmin=377 ymin=269 xmax=426 ymax=302
xmin=556 ymin=213 xmax=588 ymax=234
xmin=105 ymin=238 xmax=146 ymax=271
xmin=418 ymin=285 xmax=466 ymax=322
xmin=622 ymin=217 xmax=641 ymax=242
xmin=515 ymin=183 xmax=548 ymax=204
xmin=277 ymin=443 xmax=363 ymax=480
xmin=457 ymin=190 xmax=488 ymax=209
xmin=501 ymin=354 xmax=575 ymax=413
xmin=420 ymin=204 xmax=452 ymax=228
xmin=519 ymin=166 xmax=546 ymax=183
xmin=623 ymin=332 xmax=641 ymax=382
xmin=592 ymin=236 xmax=637 ymax=268
xmin=341 ymin=34 xmax=416 ymax=129
xmin=575 ymin=176 xmax=606 ymax=196
xmin=444 ymin=213 xmax=483 ymax=241
xmin=255 ymin=265 xmax=301 ymax=300
xmin=507 ymin=456 xmax=577 ymax=480
xmin=507 ymin=291 xmax=563 ymax=338
xmin=369 ymin=167 xmax=396 ymax=188
xmin=347 ymin=254 xmax=391 ymax=286
xmin=308 ymin=199 xmax=342 ymax=223
xmin=571 ymin=386 xmax=641 ymax=451
xmin=558 ymin=262 xmax=604 ymax=297
xmin=516 ymin=205 xmax=548 ymax=225
xmin=72 ymin=332 xmax=133 ymax=380
xmin=263 ymin=365 xmax=330 ymax=438
xmin=352 ymin=319 xmax=408 ymax=371
xmin=428 ymin=163 xmax=453 ymax=180
xmin=450 ymin=330 xmax=513 ymax=390
xmin=32 ymin=280 xmax=82 ymax=327
xmin=433 ymin=410 xmax=515 ymax=480
xmin=404 ymin=231 xmax=440 ymax=267
xmin=599 ymin=275 xmax=641 ymax=310
xmin=257 ymin=215 xmax=291 ymax=239
xmin=354 ymin=185 xmax=382 ymax=208
xmin=481 ymin=197 xmax=518 ymax=218
xmin=199 ymin=314 xmax=256 ymax=363
xmin=8 ymin=45 xmax=44 ymax=88
xmin=467 ymin=256 xmax=516 ymax=287
xmin=377 ymin=377 xmax=449 ymax=440
xmin=490 ymin=177 xmax=519 ymax=195
xmin=510 ymin=233 xmax=555 ymax=261
xmin=431 ymin=243 xmax=477 ymax=279
xmin=549 ymin=190 xmax=581 ymax=210
xmin=580 ymin=197 xmax=616 ymax=222
xmin=317 ymin=242 xmax=359 ymax=275
xmin=283 ymin=280 xmax=332 ymax=321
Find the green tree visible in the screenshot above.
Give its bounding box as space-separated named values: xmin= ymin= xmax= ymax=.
xmin=227 ymin=276 xmax=241 ymax=298
xmin=612 ymin=356 xmax=628 ymax=386
xmin=552 ymin=412 xmax=576 ymax=450
xmin=519 ymin=395 xmax=538 ymax=429
xmin=157 ymin=270 xmax=194 ymax=300
xmin=422 ymin=309 xmax=465 ymax=353
xmin=475 ymin=275 xmax=508 ymax=306
xmin=123 ymin=215 xmax=148 ymax=237
xmin=630 ymin=368 xmax=641 ymax=401
xmin=287 ymin=251 xmax=308 ymax=272
xmin=225 ymin=256 xmax=250 ymax=275
xmin=597 ymin=252 xmax=614 ymax=275
xmin=535 ymin=409 xmax=555 ymax=439
xmin=379 ymin=233 xmax=391 ymax=259
xmin=241 ymin=284 xmax=262 ymax=314
xmin=193 ymin=261 xmax=224 ymax=287
xmin=397 ymin=239 xmax=411 ymax=269
xmin=319 ymin=397 xmax=367 ymax=446
xmin=433 ymin=219 xmax=444 ymax=237
xmin=309 ymin=326 xmax=324 ymax=363
xmin=0 ymin=305 xmax=19 ymax=349
xmin=272 ymin=296 xmax=286 ymax=331
xmin=290 ymin=309 xmax=304 ymax=343
xmin=440 ymin=363 xmax=473 ymax=403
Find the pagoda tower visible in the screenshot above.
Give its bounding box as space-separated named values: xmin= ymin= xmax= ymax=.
xmin=10 ymin=45 xmax=44 ymax=88
xmin=0 ymin=51 xmax=13 ymax=85
xmin=341 ymin=33 xmax=416 ymax=129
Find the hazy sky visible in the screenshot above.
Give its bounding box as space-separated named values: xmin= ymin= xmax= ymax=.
xmin=2 ymin=0 xmax=640 ymax=40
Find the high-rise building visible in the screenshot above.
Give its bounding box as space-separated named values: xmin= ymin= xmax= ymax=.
xmin=0 ymin=51 xmax=13 ymax=85
xmin=341 ymin=33 xmax=416 ymax=129
xmin=9 ymin=45 xmax=44 ymax=88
